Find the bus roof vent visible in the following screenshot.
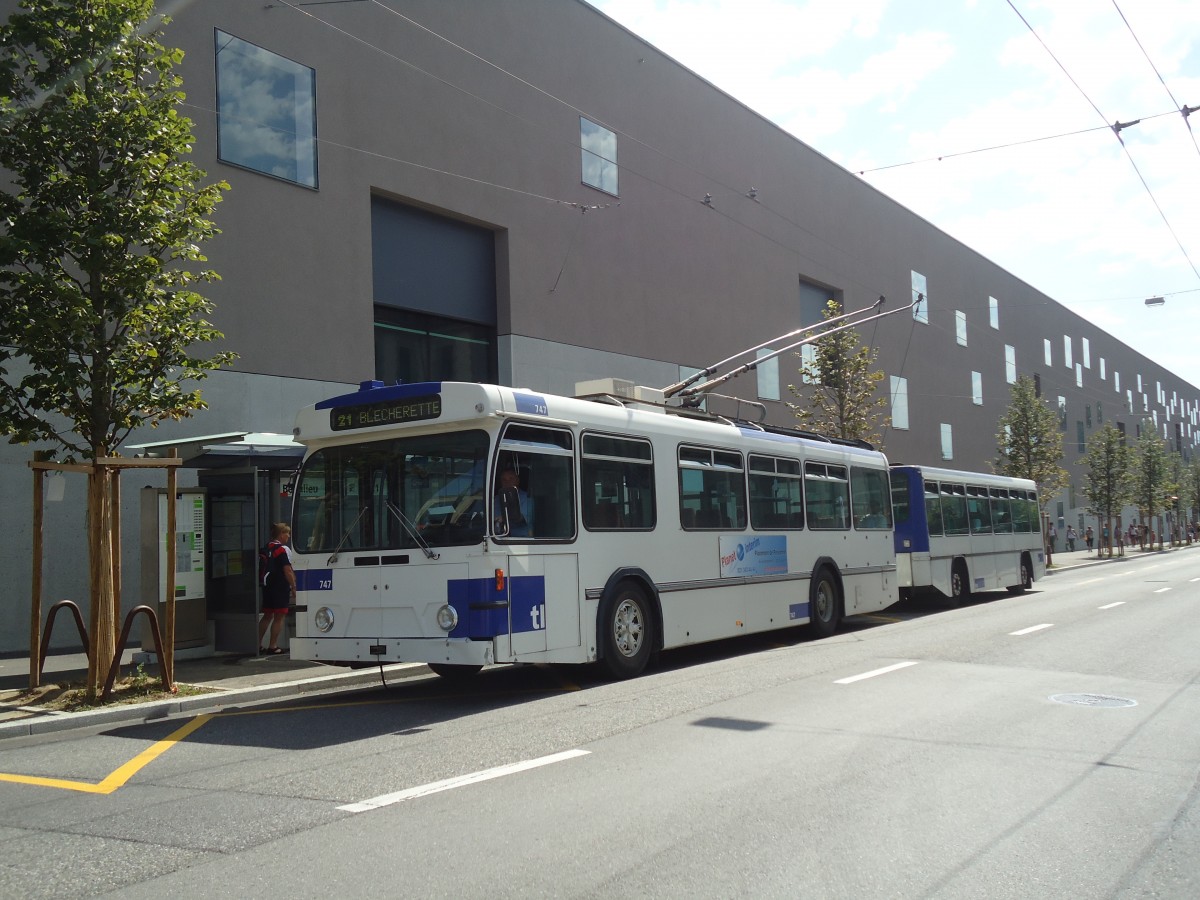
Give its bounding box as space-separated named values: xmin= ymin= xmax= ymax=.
xmin=575 ymin=377 xmax=636 ymax=399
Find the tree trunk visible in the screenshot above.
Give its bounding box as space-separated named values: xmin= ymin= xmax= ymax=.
xmin=85 ymin=468 xmax=117 ymax=700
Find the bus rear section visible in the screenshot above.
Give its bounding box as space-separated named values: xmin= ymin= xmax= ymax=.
xmin=890 ymin=465 xmax=1045 ymax=603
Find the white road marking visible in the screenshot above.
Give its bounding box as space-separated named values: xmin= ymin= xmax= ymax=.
xmin=1098 ymin=601 xmax=1126 ymax=609
xmin=1076 ymin=577 xmax=1104 ymax=585
xmin=1190 ymin=578 xmax=1200 ymax=583
xmin=1010 ymin=623 xmax=1054 ymax=636
xmin=1153 ymin=587 xmax=1171 ymax=594
xmin=338 ymin=748 xmax=590 ymax=813
xmin=834 ymin=661 xmax=919 ymax=684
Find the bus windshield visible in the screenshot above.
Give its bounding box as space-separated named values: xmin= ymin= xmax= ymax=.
xmin=293 ymin=429 xmax=490 ymax=552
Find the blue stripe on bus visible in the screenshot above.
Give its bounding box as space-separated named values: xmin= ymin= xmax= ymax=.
xmin=447 ymin=575 xmax=546 ymax=639
xmin=788 ymin=602 xmax=810 ymax=621
xmin=315 ymin=380 xmax=443 ymax=410
xmin=296 ymin=569 xmax=333 ymax=591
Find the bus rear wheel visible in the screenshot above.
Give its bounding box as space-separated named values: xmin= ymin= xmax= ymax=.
xmin=600 ymin=581 xmax=654 ymax=679
xmin=808 ymin=567 xmax=841 ymax=639
xmin=1007 ymin=554 xmax=1033 ymax=594
xmin=950 ymin=559 xmax=970 ymax=604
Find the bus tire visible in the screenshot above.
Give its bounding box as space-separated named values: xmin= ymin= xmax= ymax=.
xmin=1007 ymin=554 xmax=1033 ymax=594
xmin=950 ymin=559 xmax=970 ymax=604
xmin=808 ymin=566 xmax=841 ymax=639
xmin=599 ymin=581 xmax=654 ymax=679
xmin=429 ymin=663 xmax=483 ymax=680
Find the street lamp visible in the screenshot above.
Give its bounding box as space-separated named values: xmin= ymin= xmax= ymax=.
xmin=1145 ymin=296 xmax=1165 ymax=307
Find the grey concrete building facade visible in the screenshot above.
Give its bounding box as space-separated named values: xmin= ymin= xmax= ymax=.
xmin=2 ymin=0 xmax=1197 ymax=654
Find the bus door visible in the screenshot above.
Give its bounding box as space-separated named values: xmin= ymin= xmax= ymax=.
xmin=505 ymin=553 xmax=581 ymax=658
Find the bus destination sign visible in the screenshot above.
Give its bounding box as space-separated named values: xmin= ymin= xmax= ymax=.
xmin=330 ymin=394 xmax=441 ymax=431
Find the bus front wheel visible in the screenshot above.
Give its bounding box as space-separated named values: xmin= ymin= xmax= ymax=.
xmin=808 ymin=567 xmax=841 ymax=639
xmin=600 ymin=581 xmax=654 ymax=679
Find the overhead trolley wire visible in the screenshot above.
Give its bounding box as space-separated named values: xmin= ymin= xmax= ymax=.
xmin=1005 ymin=0 xmax=1200 ymax=284
xmin=1111 ymin=0 xmax=1200 ymax=163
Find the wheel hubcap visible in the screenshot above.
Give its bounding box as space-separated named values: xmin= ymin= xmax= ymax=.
xmin=614 ymin=598 xmax=643 ymax=657
xmin=815 ymin=582 xmax=832 ymax=621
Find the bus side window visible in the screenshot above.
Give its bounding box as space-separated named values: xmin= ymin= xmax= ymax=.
xmin=496 ymin=423 xmax=575 ymax=540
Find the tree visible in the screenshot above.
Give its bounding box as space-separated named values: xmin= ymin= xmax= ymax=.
xmin=0 ymin=0 xmax=234 ymax=696
xmin=1131 ymin=420 xmax=1173 ymax=550
xmin=993 ymin=375 xmax=1068 ymax=512
xmin=787 ymin=299 xmax=888 ymax=447
xmin=1077 ymin=422 xmax=1132 ymax=557
xmin=1183 ymin=457 xmax=1200 ymax=535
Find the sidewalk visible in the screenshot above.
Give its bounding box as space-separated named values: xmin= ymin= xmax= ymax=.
xmin=0 ymin=648 xmax=429 ymax=740
xmin=1044 ymin=539 xmax=1194 ymax=572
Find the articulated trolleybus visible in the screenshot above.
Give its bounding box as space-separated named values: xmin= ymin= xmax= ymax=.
xmin=890 ymin=465 xmax=1045 ymax=603
xmin=287 ymin=379 xmax=898 ymax=679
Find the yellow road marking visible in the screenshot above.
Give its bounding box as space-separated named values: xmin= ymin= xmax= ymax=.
xmin=0 ymin=714 xmax=213 ymax=794
xmin=0 ymin=678 xmax=578 ymax=794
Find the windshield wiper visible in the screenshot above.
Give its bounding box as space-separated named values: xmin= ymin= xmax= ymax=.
xmin=387 ymin=501 xmax=440 ymax=560
xmin=327 ymin=506 xmax=369 ymax=564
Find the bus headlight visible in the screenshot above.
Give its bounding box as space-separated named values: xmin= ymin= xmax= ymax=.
xmin=314 ymin=607 xmax=335 ymax=633
xmin=436 ymin=604 xmax=459 ymax=632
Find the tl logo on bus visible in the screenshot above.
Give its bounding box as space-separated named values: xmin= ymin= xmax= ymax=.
xmin=529 ymin=604 xmax=546 ymax=631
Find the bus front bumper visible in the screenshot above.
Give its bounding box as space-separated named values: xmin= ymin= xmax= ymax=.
xmin=290 ymin=637 xmax=495 ymax=667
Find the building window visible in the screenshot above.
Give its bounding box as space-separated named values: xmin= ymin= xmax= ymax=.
xmin=1044 ymin=339 xmax=1052 ymax=366
xmin=940 ymin=423 xmax=953 ymax=460
xmin=912 ymin=271 xmax=928 ymax=324
xmin=1137 ymin=373 xmax=1143 ymax=393
xmin=1097 ymin=401 xmax=1103 ymax=423
xmin=374 ymin=307 xmax=495 ymax=385
xmin=756 ymin=349 xmax=779 ymax=401
xmin=1127 ymin=389 xmax=1133 ymax=413
xmin=989 ymin=296 xmax=999 ymax=329
xmin=1058 ymin=396 xmax=1067 ymax=429
xmin=890 ymin=375 xmax=909 ymax=430
xmin=580 ymin=117 xmax=617 ymax=195
xmin=1114 ymin=370 xmax=1120 ymax=393
xmin=215 ymin=30 xmax=317 ymax=188
xmin=1086 ymin=405 xmax=1092 ymax=428
xmin=1034 ymin=373 xmax=1041 ymax=397
xmin=956 ymin=310 xmax=967 ymax=346
xmin=800 ymin=343 xmax=817 ymax=384
xmin=1005 ymin=345 xmax=1016 ymax=384
xmin=971 ymin=371 xmax=983 ymax=405
xmin=1076 ymin=363 xmax=1083 ymax=388
xmin=1082 ymin=337 xmax=1091 ymax=369
xmin=1100 ymin=357 xmax=1106 ymax=380
xmin=1063 ymin=335 xmax=1073 ymax=369
xmin=1077 ymin=421 xmax=1085 ymax=452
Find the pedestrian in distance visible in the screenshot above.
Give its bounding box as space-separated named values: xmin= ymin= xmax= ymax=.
xmin=258 ymin=522 xmax=296 ymax=655
xmin=1085 ymin=525 xmax=1094 ymax=554
xmin=1066 ymin=525 xmax=1077 ymax=552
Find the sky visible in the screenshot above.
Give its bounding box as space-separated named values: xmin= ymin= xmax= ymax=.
xmin=587 ymin=0 xmax=1200 ymax=390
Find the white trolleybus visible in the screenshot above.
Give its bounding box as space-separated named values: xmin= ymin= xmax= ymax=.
xmin=287 ymin=379 xmax=900 ymax=679
xmin=889 ymin=465 xmax=1045 ymax=603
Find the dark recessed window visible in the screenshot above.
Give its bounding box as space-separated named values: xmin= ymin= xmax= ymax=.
xmin=215 ymin=30 xmax=317 ymax=188
xmin=374 ymin=307 xmax=495 ymax=385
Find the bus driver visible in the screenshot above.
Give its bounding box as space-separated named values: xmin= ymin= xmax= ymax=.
xmin=494 ymin=467 xmax=532 ymax=536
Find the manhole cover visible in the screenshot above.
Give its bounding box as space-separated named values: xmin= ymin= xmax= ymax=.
xmin=1049 ymin=693 xmax=1137 ymax=708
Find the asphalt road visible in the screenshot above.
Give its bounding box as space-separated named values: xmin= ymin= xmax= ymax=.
xmin=1 ymin=550 xmax=1198 ymax=898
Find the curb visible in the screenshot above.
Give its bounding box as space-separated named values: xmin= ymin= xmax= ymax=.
xmin=0 ymin=662 xmax=428 ymax=740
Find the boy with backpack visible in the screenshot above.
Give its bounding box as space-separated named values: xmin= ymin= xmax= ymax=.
xmin=258 ymin=522 xmax=296 ymax=655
